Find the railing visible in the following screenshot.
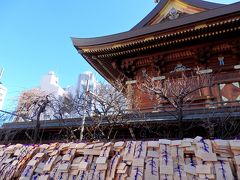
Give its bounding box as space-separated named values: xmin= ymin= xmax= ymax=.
xmin=2 ymin=100 xmax=240 ymax=130
xmin=129 ymin=100 xmax=240 ymax=113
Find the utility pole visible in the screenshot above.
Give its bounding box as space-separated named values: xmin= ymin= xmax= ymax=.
xmin=79 ymin=74 xmax=90 ymax=141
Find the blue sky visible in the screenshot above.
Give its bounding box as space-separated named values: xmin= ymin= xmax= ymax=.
xmin=0 ymin=0 xmax=238 ymax=111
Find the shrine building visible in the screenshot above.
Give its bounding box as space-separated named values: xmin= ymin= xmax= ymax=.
xmin=72 ymin=0 xmax=240 ymax=110
xmin=2 ymin=0 xmax=240 ymax=142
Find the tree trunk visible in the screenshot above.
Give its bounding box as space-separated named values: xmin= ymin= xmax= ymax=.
xmin=177 ymin=102 xmax=184 ymax=138
xmin=33 ymin=99 xmax=48 ymax=143
xmin=33 ymin=111 xmax=41 ymax=143
xmin=208 ymin=121 xmax=214 ymax=139
xmin=107 ymin=126 xmax=114 ymax=140
xmin=129 ymin=128 xmax=136 ymax=139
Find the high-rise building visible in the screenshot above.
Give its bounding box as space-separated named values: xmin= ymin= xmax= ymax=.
xmin=77 ymin=71 xmax=97 ymax=95
xmin=67 ymin=71 xmax=97 ymax=97
xmin=66 ymin=71 xmax=98 ymax=117
xmin=0 ymin=67 xmax=7 ymax=110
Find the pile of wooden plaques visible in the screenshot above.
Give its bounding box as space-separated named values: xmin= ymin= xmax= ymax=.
xmin=0 ymin=136 xmax=239 ymax=179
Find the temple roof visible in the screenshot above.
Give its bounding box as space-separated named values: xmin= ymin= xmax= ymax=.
xmin=72 ymin=0 xmax=240 ymax=82
xmin=72 ymin=0 xmax=238 ymax=47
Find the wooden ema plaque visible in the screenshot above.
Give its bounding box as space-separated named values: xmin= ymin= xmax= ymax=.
xmin=134 ymin=141 xmax=147 ymax=159
xmin=100 ymin=146 xmax=111 ymax=158
xmin=214 ymin=160 xmax=234 ymax=180
xmin=184 ymin=156 xmax=197 ymax=176
xmin=43 ymin=155 xmax=58 ymax=172
xmin=129 ymin=167 xmax=144 ymax=180
xmin=160 ymin=144 xmax=174 ymax=175
xmin=144 ymin=158 xmax=159 ymax=180
xmin=123 ymin=141 xmax=136 ymax=161
xmin=106 ymin=154 xmax=121 ymax=179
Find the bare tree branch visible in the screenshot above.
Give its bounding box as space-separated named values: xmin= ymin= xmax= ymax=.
xmin=139 ymin=69 xmax=213 ymax=138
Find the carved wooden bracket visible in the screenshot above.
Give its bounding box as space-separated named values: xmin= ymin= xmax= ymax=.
xmin=153 ymin=55 xmax=165 ymax=75
xmin=194 ymin=47 xmax=212 ymax=67
xmin=231 ymin=40 xmax=240 ymax=62
xmin=113 ymin=59 xmax=137 ymax=80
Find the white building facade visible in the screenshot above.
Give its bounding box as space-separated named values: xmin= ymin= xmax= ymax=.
xmin=0 ymin=67 xmax=7 ymax=110
xmin=0 ymin=83 xmax=7 ymax=110
xmin=40 ymin=71 xmax=66 ymax=97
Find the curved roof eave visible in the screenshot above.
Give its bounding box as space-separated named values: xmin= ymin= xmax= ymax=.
xmin=72 ymin=1 xmax=240 ymax=48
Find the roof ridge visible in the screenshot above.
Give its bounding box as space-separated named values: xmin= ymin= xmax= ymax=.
xmin=131 ymin=0 xmax=225 ymax=31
